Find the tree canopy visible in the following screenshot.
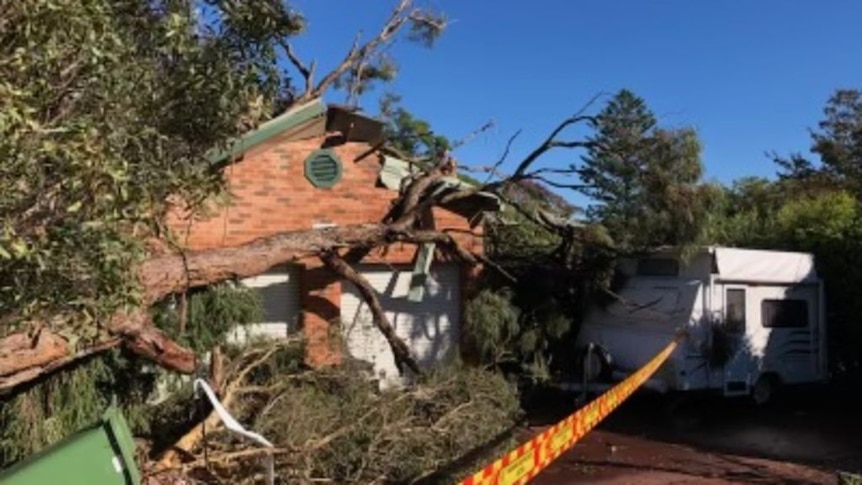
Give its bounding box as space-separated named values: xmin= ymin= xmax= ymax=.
xmin=776 ymin=89 xmax=862 ymax=195
xmin=578 ymin=89 xmax=716 ymax=251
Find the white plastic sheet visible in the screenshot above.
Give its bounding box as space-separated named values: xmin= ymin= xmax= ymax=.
xmin=194 ymin=378 xmax=275 ymax=484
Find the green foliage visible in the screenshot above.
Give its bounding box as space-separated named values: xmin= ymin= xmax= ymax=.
xmin=0 ymin=283 xmax=262 ymax=466
xmin=485 ymin=180 xmax=577 ymax=262
xmin=704 ymin=177 xmax=785 ymax=246
xmin=463 ymin=289 xmax=521 ymax=367
xmin=152 ymin=282 xmax=263 ymax=354
xmin=0 ymin=0 xmax=289 ymax=333
xmin=578 ymin=89 xmax=715 ymax=251
xmin=777 ymin=191 xmax=858 ymax=243
xmin=775 ymin=89 xmax=862 ymax=195
xmin=379 ymin=93 xmax=451 ymax=159
xmin=0 ymin=350 xmax=155 ymax=465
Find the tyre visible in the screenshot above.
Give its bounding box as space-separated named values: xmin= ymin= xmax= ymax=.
xmin=579 ymin=343 xmax=613 ymax=382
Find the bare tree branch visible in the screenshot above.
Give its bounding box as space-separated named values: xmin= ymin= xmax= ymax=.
xmin=297 ymin=0 xmax=413 ymax=103
xmin=319 ymin=249 xmax=421 ymax=375
xmin=531 ymin=176 xmax=590 ymax=191
xmin=473 ymin=130 xmax=521 ymax=185
xmin=450 ymin=120 xmax=495 ymax=150
xmin=279 ymin=40 xmax=316 ymax=95
xmin=155 ymin=339 xmax=300 ymax=470
xmin=506 ymin=115 xmax=595 ymax=182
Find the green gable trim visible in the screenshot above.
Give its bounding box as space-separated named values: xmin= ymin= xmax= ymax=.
xmin=305 ymin=149 xmax=343 ymax=188
xmin=208 ymin=98 xmax=327 ymax=164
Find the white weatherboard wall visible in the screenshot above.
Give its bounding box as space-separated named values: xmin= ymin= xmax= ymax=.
xmin=229 ymin=264 xmax=301 ymax=344
xmin=341 ymin=263 xmax=461 ymax=389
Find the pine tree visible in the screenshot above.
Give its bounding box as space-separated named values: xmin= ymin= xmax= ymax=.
xmin=578 ymin=89 xmax=712 ymax=250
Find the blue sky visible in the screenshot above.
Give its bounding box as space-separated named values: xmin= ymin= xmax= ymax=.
xmin=288 ymin=1 xmax=861 ymax=205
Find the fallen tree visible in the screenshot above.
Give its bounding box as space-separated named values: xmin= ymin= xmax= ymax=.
xmin=0 ymin=109 xmax=605 ymax=395
xmin=0 ymin=0 xmax=451 ymax=395
xmin=1 ymin=0 xmax=608 ymax=411
xmin=0 ymin=109 xmax=604 ymax=397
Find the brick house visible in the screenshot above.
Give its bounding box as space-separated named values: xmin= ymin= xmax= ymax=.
xmin=166 ymin=98 xmax=498 ymax=388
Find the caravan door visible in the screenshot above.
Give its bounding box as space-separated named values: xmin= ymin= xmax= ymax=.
xmin=720 ymin=285 xmax=752 ymax=396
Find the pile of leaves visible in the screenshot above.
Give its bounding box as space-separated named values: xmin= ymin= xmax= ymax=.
xmin=145 ymin=340 xmax=524 ymax=484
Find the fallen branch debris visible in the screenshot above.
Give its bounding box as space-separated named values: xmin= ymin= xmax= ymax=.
xmin=144 ymin=340 xmax=523 ymax=485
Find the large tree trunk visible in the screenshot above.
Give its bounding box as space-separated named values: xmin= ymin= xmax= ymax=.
xmin=0 ymin=310 xmax=196 ymax=395
xmin=138 ymin=224 xmax=387 ymax=303
xmin=0 ymin=223 xmax=479 ymax=395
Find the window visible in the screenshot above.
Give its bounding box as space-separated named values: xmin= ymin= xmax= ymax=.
xmin=636 ymin=258 xmax=679 ymax=276
xmin=761 ymin=299 xmax=809 ymax=328
xmin=725 ymin=289 xmax=746 ymax=333
xmin=304 ymin=149 xmax=343 ymax=188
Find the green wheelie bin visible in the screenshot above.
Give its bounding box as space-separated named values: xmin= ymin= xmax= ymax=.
xmin=0 ymin=405 xmax=142 ymax=485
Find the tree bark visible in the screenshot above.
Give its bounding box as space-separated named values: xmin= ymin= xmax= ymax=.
xmin=0 ymin=309 xmax=197 ymax=395
xmin=0 ymin=223 xmax=477 ymax=394
xmin=138 ymin=224 xmax=387 ymax=304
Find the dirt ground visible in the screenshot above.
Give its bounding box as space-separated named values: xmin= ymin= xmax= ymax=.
xmin=532 ymin=428 xmax=836 ymax=485
xmin=523 ymin=383 xmax=862 ymax=484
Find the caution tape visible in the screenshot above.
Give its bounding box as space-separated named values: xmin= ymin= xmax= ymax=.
xmin=459 ymin=334 xmax=682 ymax=485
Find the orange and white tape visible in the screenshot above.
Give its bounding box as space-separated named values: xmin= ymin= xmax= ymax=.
xmin=459 ymin=335 xmax=682 ymax=485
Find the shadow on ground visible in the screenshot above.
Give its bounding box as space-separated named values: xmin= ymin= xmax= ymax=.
xmin=525 ymin=378 xmax=862 ymax=475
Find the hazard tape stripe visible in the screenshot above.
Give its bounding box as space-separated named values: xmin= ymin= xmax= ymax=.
xmin=459 ymin=335 xmax=681 ymax=485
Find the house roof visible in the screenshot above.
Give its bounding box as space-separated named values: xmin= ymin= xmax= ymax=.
xmin=209 ymin=98 xmax=328 ymax=164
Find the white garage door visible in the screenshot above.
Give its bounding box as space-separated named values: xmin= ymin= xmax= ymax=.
xmin=229 ymin=264 xmax=301 ymax=344
xmin=341 ymin=263 xmax=461 ymax=389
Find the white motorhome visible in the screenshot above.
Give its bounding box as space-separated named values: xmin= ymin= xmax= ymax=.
xmin=572 ymin=246 xmax=828 ymax=404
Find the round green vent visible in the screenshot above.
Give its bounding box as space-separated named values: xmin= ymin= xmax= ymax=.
xmin=304 ymin=149 xmax=343 ymax=188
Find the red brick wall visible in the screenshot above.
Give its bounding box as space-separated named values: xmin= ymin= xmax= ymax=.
xmin=165 ymin=133 xmax=484 ymax=366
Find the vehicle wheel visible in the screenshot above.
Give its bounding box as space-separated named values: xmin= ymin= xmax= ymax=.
xmin=580 ymin=344 xmax=613 ymax=382
xmin=752 ymin=374 xmax=779 ymax=406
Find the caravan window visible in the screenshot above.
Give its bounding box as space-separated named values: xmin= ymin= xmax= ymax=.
xmin=725 ymin=289 xmax=746 ymax=333
xmin=636 ymin=258 xmax=679 ymax=276
xmin=761 ymin=299 xmax=808 ymax=328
